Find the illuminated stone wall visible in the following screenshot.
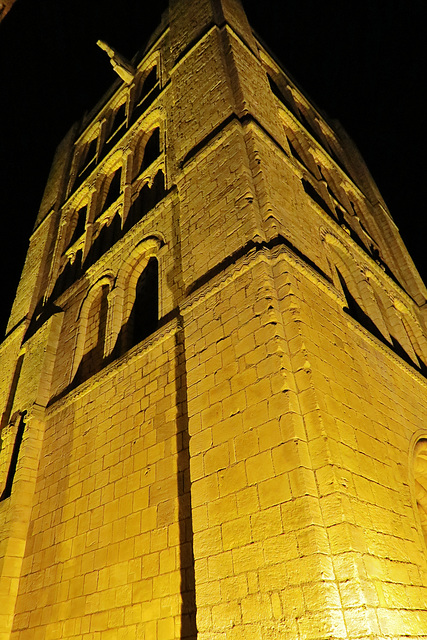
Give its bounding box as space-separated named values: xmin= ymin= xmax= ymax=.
xmin=1 ymin=0 xmax=427 ymax=638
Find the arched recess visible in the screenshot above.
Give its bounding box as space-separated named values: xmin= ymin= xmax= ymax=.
xmin=278 ymin=107 xmax=318 ymax=175
xmin=267 ymin=72 xmax=299 ymax=118
xmin=135 ymin=128 xmax=161 ymax=177
xmin=323 ymin=232 xmax=385 ymax=341
xmin=67 ymin=205 xmax=87 ymax=249
xmin=73 ymin=128 xmax=101 ymax=190
xmin=131 ymin=61 xmax=160 ymax=123
xmin=51 ymin=249 xmax=83 ymax=300
xmin=84 ymin=212 xmax=122 ymax=270
xmin=393 ymin=298 xmax=427 ymax=372
xmin=131 ymin=116 xmax=164 ymax=181
xmin=112 ymin=236 xmax=163 ymax=356
xmin=94 ymin=149 xmax=124 ymax=219
xmin=0 ymin=410 xmax=27 ymax=501
xmin=72 ymin=275 xmax=115 ymax=384
xmin=413 ymin=439 xmax=427 ymax=549
xmin=124 ymin=171 xmax=166 ymax=233
xmin=365 ymin=270 xmax=418 ymax=365
xmin=98 ymin=166 xmax=122 ymax=217
xmin=64 ymin=194 xmax=91 ymax=252
xmin=103 ymin=99 xmax=128 ymax=154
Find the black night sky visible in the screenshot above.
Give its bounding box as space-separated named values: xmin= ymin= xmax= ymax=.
xmin=0 ymin=0 xmax=425 ymax=336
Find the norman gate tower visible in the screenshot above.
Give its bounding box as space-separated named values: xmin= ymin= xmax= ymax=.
xmin=1 ymin=1 xmax=427 ymax=638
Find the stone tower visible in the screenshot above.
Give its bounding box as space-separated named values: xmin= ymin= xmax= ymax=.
xmin=1 ymin=0 xmax=427 ymax=638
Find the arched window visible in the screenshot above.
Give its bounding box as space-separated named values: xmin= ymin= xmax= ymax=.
xmin=52 ymin=249 xmax=83 ymax=299
xmin=74 ymin=284 xmax=109 ymax=384
xmin=115 ymin=257 xmax=159 ymax=354
xmin=75 ymin=137 xmax=98 ymax=186
xmin=302 ymin=177 xmax=336 ymax=219
xmin=394 ymin=302 xmax=427 ymax=373
xmin=325 ymin=239 xmax=385 ymax=343
xmin=336 ymin=267 xmax=381 ymax=338
xmin=133 ymin=127 xmax=162 ymax=181
xmin=129 ymin=257 xmax=158 ymax=347
xmin=124 ymin=170 xmax=165 ymax=232
xmin=100 ymin=167 xmax=122 ymax=215
xmin=414 ymin=439 xmax=427 ymax=548
xmin=132 ymin=66 xmax=160 ymax=122
xmin=267 ymin=74 xmax=298 ymax=117
xmin=138 ymin=128 xmax=160 ymax=175
xmin=104 ymin=102 xmax=127 ymax=154
xmin=66 ymin=205 xmax=87 ymax=250
xmin=84 ymin=212 xmax=122 ymax=269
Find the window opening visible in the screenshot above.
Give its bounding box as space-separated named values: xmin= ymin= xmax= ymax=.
xmin=79 ymin=138 xmax=97 ymax=176
xmin=101 ymin=168 xmax=122 ymax=214
xmin=0 ymin=412 xmax=27 ymax=501
xmin=74 ymin=285 xmax=109 ymax=384
xmin=268 ymin=75 xmax=294 ymax=111
xmin=302 ymin=178 xmax=335 ymax=218
xmin=73 ymin=137 xmax=99 ymax=190
xmin=67 ymin=206 xmax=87 ymax=249
xmin=125 ymin=170 xmax=165 ymax=232
xmin=104 ymin=103 xmax=127 ymax=152
xmin=113 ymin=257 xmax=159 ymax=357
xmin=132 ymin=67 xmax=160 ymax=122
xmin=287 ymin=137 xmax=307 ymax=167
xmin=140 ymin=67 xmax=158 ymax=99
xmin=297 ymin=109 xmax=323 ymax=147
xmin=85 ymin=212 xmax=122 ymax=269
xmin=130 ymin=258 xmax=158 ymax=347
xmin=337 ymin=268 xmax=385 ymax=343
xmin=139 ymin=128 xmax=161 ymax=174
xmin=52 ymin=250 xmax=83 ymax=299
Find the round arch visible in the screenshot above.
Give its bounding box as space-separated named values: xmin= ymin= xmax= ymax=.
xmin=72 ymin=274 xmax=115 ymax=380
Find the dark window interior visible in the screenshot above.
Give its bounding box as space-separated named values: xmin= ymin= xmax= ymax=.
xmin=103 ymin=103 xmax=127 ymax=154
xmin=302 ymin=178 xmax=334 ymax=217
xmin=337 ymin=268 xmax=385 ymax=342
xmin=131 ymin=257 xmax=158 ymax=346
xmin=74 ymin=285 xmax=109 ymax=385
xmin=68 ymin=206 xmax=87 ymax=248
xmin=102 ymin=168 xmax=122 ymax=213
xmin=132 ymin=67 xmax=159 ymax=122
xmin=124 ymin=170 xmax=165 ymax=232
xmin=0 ymin=412 xmax=27 ymax=501
xmin=110 ymin=103 xmax=127 ymax=137
xmin=74 ymin=138 xmax=98 ymax=188
xmin=139 ymin=128 xmax=160 ymax=174
xmin=140 ymin=67 xmax=158 ymax=100
xmin=84 ymin=213 xmax=122 ymax=269
xmin=268 ymin=75 xmax=298 ymax=116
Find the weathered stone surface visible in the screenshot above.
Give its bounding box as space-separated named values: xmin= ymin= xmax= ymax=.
xmin=1 ymin=1 xmax=427 ymax=639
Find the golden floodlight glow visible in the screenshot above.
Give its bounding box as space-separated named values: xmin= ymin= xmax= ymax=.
xmin=1 ymin=1 xmax=427 ymax=639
